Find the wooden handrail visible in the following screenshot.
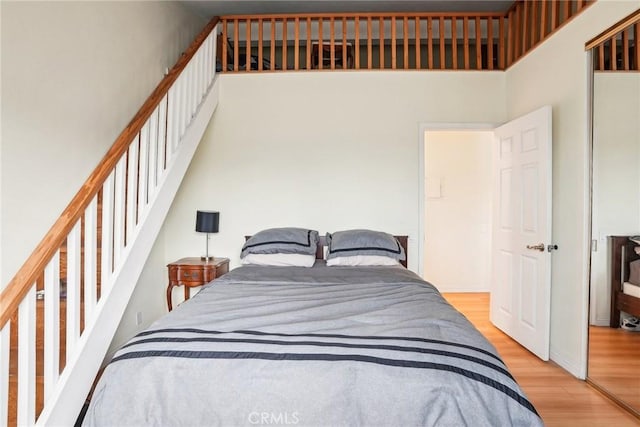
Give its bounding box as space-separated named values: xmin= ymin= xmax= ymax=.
xmin=585 ymin=8 xmax=640 ymax=50
xmin=222 ymin=12 xmax=507 ymax=20
xmin=586 ymin=9 xmax=640 ymax=72
xmin=0 ymin=17 xmax=220 ymax=330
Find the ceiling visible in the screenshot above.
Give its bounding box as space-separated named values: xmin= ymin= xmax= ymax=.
xmin=180 ymin=1 xmax=515 ymax=17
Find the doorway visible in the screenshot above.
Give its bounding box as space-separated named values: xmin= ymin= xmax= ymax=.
xmin=421 ymin=129 xmax=494 ymax=292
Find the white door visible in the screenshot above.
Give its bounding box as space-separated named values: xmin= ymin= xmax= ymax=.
xmin=490 ymin=105 xmax=552 ymax=361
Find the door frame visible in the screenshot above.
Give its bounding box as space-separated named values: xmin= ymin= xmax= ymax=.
xmin=417 ymin=122 xmax=497 ymax=279
xmin=582 ymin=48 xmax=594 ymax=380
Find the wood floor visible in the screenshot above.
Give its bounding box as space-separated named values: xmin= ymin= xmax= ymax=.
xmin=443 ymin=292 xmax=640 ymax=426
xmin=588 ymin=325 xmax=640 ymax=411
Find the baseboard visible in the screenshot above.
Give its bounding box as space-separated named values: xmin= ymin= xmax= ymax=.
xmin=591 ymin=317 xmax=610 ymax=327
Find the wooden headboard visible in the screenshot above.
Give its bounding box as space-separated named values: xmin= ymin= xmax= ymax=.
xmin=245 ymin=235 xmax=408 ymax=268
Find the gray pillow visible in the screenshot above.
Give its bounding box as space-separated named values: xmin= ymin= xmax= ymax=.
xmin=326 ymin=229 xmax=405 ymax=261
xmin=241 ymin=228 xmax=319 ymax=258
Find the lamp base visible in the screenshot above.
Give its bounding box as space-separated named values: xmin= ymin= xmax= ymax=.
xmin=201 ymin=255 xmax=215 ymax=262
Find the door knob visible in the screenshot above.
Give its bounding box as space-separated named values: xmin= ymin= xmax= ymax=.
xmin=526 ymin=243 xmax=545 ymax=252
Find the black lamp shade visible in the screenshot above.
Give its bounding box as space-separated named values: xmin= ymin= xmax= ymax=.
xmin=196 ymin=210 xmax=219 ymax=233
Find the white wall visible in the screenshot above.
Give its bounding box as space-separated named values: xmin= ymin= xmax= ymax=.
xmin=0 ymin=1 xmax=206 ymax=286
xmin=114 ymin=0 xmax=640 ymax=381
xmin=161 ymin=71 xmax=506 ymax=269
xmin=424 ymin=130 xmax=493 ymax=292
xmin=590 ymin=73 xmax=640 ymax=325
xmin=505 ymin=0 xmax=640 ymax=377
xmin=107 ymin=71 xmax=506 ymax=351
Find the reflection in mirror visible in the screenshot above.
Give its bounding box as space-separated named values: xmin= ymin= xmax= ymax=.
xmin=588 ymin=11 xmax=640 ymax=417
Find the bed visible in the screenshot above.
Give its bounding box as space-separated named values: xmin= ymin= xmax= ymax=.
xmin=609 ymin=235 xmax=640 ymax=328
xmin=83 ymin=228 xmax=542 ymax=426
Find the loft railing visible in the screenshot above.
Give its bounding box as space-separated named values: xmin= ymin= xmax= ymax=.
xmin=218 ymin=1 xmax=593 ymax=73
xmin=0 ymin=17 xmax=220 ymax=427
xmin=220 ymin=12 xmax=508 ymax=71
xmin=505 ymin=0 xmax=592 ymax=65
xmin=586 ymin=9 xmax=640 ymax=71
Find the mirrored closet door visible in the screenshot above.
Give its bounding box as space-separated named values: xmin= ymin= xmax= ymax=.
xmin=587 ymin=9 xmax=640 ymax=416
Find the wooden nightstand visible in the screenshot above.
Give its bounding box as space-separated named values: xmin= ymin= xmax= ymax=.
xmin=166 ymin=257 xmax=230 ymax=311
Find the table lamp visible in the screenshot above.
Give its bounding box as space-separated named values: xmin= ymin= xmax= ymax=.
xmin=195 ymin=210 xmax=219 ymax=261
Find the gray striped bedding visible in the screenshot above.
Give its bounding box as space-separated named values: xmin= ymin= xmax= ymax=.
xmin=83 ymin=262 xmax=542 ymax=427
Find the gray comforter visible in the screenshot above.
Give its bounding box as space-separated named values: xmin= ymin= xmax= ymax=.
xmin=84 ymin=263 xmax=543 ymax=426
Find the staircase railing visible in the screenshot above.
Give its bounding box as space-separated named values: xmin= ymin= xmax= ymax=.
xmin=0 ymin=17 xmax=220 ymax=427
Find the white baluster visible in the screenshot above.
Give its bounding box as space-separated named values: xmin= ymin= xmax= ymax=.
xmin=137 ymin=126 xmax=149 ymax=223
xmin=113 ymin=155 xmax=126 ymax=265
xmin=84 ymin=197 xmax=98 ymax=321
xmin=193 ymin=49 xmax=200 ymax=112
xmin=212 ymin=31 xmax=218 ymax=86
xmin=185 ymin=62 xmax=194 ymax=129
xmin=17 ymin=285 xmax=36 ymax=426
xmin=192 ymin=55 xmax=198 ymax=110
xmin=199 ymin=46 xmax=206 ymax=105
xmin=44 ymin=251 xmax=61 ymax=401
xmin=164 ymin=90 xmax=176 ymax=165
xmin=171 ymin=75 xmax=184 ymax=155
xmin=152 ymin=107 xmax=161 ymax=187
xmin=182 ymin=65 xmax=191 ymax=137
xmin=214 ymin=31 xmax=222 ymax=76
xmin=165 ymin=86 xmax=175 ymax=164
xmin=193 ymin=53 xmax=200 ymax=113
xmin=101 ymin=172 xmax=115 ymax=287
xmin=157 ymin=95 xmax=168 ymax=179
xmin=199 ymin=42 xmax=206 ymax=103
xmin=147 ymin=111 xmax=158 ymax=201
xmin=203 ymin=35 xmax=211 ymax=92
xmin=126 ymin=136 xmax=139 ymax=242
xmin=175 ymin=70 xmax=184 ymax=143
xmin=67 ymin=221 xmax=81 ymax=359
xmin=204 ymin=38 xmax=211 ymax=88
xmin=183 ymin=64 xmax=190 ymax=133
xmin=0 ymin=321 xmax=9 ymax=426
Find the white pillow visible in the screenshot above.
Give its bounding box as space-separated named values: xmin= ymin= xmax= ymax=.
xmin=241 ymin=253 xmax=316 ymax=267
xmin=326 ymin=255 xmax=400 ymax=267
